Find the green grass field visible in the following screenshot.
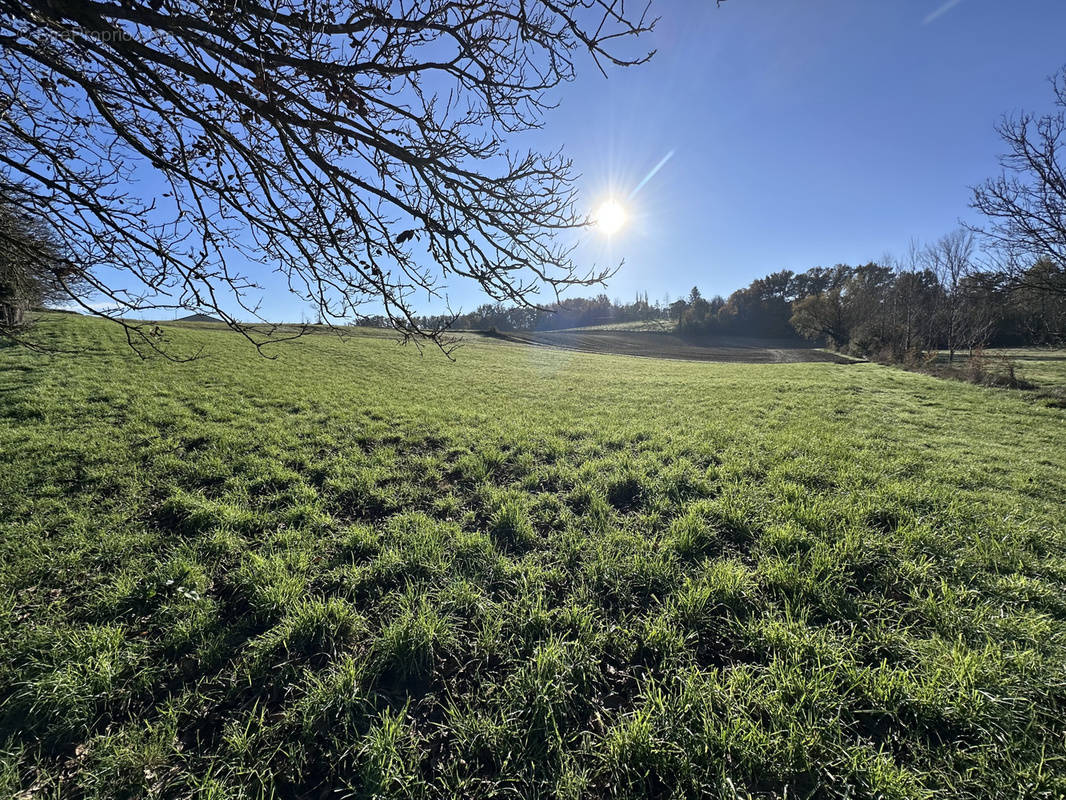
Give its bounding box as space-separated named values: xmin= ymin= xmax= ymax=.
xmin=2 ymin=315 xmax=1065 ymax=799
xmin=979 ymin=349 xmax=1066 ymax=393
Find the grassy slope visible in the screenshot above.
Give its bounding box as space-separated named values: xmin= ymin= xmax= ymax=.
xmin=488 ymin=330 xmax=849 ymax=364
xmin=2 ymin=316 xmax=1065 ymax=800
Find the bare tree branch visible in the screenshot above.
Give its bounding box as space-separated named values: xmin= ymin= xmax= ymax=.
xmin=971 ymin=66 xmax=1066 ymax=298
xmin=0 ymin=0 xmax=663 ymax=355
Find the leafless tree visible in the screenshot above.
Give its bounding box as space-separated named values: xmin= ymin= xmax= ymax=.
xmin=886 ymin=241 xmax=937 ymax=356
xmin=971 ymin=66 xmax=1066 ymax=298
xmin=923 ymin=229 xmax=975 ymax=363
xmin=956 ymin=271 xmax=1001 ymax=356
xmin=0 ymin=181 xmax=87 ymax=334
xmin=0 ymin=0 xmax=667 ymax=354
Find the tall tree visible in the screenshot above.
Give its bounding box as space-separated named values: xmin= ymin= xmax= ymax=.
xmin=923 ymin=230 xmax=975 ymax=363
xmin=789 ymin=288 xmax=848 ymax=348
xmin=971 ymin=66 xmax=1066 ymax=298
xmin=0 ymin=185 xmax=85 ymax=334
xmin=0 ymin=0 xmax=662 ymax=352
xmin=890 ymin=267 xmax=940 ymax=355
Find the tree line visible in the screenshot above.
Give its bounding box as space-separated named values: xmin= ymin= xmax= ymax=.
xmin=353 ymin=292 xmax=666 ymax=333
xmin=675 ymin=230 xmax=1065 ymax=360
xmin=429 ymin=292 xmax=664 ymax=332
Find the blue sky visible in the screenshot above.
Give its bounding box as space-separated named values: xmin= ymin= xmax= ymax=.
xmin=519 ymin=0 xmax=1066 ymax=308
xmin=96 ymin=0 xmax=1066 ymax=321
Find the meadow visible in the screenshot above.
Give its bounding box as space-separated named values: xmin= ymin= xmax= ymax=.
xmin=2 ymin=315 xmax=1065 ymax=799
xmin=484 ymin=329 xmax=849 ymax=364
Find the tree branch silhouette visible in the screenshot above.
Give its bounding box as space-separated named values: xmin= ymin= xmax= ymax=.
xmin=0 ymin=0 xmax=661 ymax=354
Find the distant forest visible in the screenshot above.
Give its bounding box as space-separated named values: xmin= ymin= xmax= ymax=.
xmin=356 ymin=231 xmax=1066 ymax=361
xmin=358 ymin=292 xmax=665 ymax=335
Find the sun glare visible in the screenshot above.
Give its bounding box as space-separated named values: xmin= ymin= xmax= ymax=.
xmin=595 ymin=199 xmax=627 ymax=235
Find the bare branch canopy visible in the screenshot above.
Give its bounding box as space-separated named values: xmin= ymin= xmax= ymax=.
xmin=971 ymin=66 xmax=1066 ymax=298
xmin=0 ymin=0 xmax=663 ymax=353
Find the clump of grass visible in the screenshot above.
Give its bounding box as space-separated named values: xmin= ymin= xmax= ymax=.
xmin=370 ymin=593 xmax=456 ymax=688
xmin=488 ymin=497 xmax=536 ymax=548
xmin=354 ymin=706 xmax=420 ymax=796
xmin=567 ymin=483 xmax=611 ymax=533
xmin=290 ymin=653 xmax=372 ymax=740
xmin=7 ymin=624 xmax=143 ymax=746
xmin=230 ymin=551 xmax=311 ymax=624
xmin=326 ymin=466 xmax=396 ymax=520
xmin=157 ymin=489 xmax=259 ymax=536
xmin=667 ymin=502 xmax=718 ymax=558
xmin=241 ymin=597 xmax=366 ymax=681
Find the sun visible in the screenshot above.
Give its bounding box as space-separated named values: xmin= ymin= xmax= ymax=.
xmin=594 ymin=199 xmax=627 ymax=235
